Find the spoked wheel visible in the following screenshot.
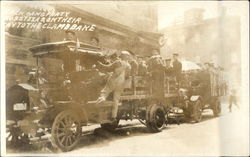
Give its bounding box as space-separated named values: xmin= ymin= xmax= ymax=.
xmin=191 ymin=100 xmax=203 ymax=123
xmin=146 ymin=104 xmax=166 ymax=133
xmin=212 ymin=99 xmax=221 ymax=117
xmin=100 ymin=119 xmax=120 ymax=131
xmin=6 ymin=123 xmax=30 ymax=148
xmin=51 ymin=110 xmax=82 ymax=152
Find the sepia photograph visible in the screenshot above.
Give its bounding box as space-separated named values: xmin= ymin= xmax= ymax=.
xmin=1 ymin=1 xmax=249 ymax=156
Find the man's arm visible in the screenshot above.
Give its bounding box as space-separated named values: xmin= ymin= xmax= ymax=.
xmin=97 ymin=60 xmax=121 ymax=71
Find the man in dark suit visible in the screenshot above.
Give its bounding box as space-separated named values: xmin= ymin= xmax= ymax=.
xmin=165 ymin=58 xmax=173 ymax=76
xmin=172 ymin=53 xmax=182 ymax=85
xmin=147 ymin=49 xmax=166 ymax=103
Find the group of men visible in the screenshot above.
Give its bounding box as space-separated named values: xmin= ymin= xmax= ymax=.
xmin=93 ymin=47 xmax=182 ymax=120
xmin=63 ymin=30 xmax=184 ymax=120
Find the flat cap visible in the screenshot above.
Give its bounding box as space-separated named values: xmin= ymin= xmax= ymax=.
xmin=65 ymin=30 xmax=76 ymax=35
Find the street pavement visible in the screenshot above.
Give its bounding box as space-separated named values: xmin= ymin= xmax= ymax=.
xmin=6 ymin=100 xmax=249 ymax=156
xmin=64 ymin=101 xmax=249 ymax=156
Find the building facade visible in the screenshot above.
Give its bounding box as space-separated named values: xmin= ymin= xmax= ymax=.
xmin=5 ymin=3 xmax=160 ymax=89
xmin=160 ymin=8 xmax=241 ymax=87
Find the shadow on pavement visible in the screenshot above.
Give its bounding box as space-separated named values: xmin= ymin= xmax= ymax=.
xmin=75 ymin=124 xmax=154 ymax=150
xmin=6 ymin=111 xmax=219 ymax=153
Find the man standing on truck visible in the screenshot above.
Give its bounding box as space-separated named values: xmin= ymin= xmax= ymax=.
xmin=147 ymin=49 xmax=166 ymax=103
xmin=96 ymin=51 xmax=131 ymax=120
xmin=64 ymin=30 xmax=76 ymax=41
xmin=138 ymin=56 xmax=148 ymax=76
xmin=165 ymin=58 xmax=173 ymax=76
xmin=172 ymin=53 xmax=182 ymax=86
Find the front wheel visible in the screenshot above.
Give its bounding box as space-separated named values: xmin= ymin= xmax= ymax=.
xmin=6 ymin=123 xmax=30 ymax=148
xmin=51 ymin=110 xmax=82 ymax=152
xmin=146 ymin=104 xmax=166 ymax=132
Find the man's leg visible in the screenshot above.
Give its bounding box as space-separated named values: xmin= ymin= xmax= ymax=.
xmin=96 ymin=85 xmax=112 ymax=103
xmin=111 ymin=90 xmax=121 ymax=119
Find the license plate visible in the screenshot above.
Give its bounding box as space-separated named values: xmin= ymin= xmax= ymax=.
xmin=13 ymin=103 xmax=27 ymax=111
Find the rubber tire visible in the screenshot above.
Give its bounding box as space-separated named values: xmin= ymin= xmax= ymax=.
xmin=6 ymin=125 xmax=30 ymax=148
xmin=51 ymin=110 xmax=82 ymax=152
xmin=146 ymin=104 xmax=166 ymax=133
xmin=192 ymin=99 xmax=203 ymax=123
xmin=212 ymin=99 xmax=221 ymax=117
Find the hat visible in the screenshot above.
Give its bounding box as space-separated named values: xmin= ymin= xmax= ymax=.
xmin=120 ymin=51 xmax=131 ymax=56
xmin=91 ymin=37 xmax=99 ymax=43
xmin=65 ymin=30 xmax=75 ymax=35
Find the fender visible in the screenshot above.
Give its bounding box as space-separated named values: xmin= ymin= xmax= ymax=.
xmin=41 ymin=102 xmax=89 ymax=126
xmin=190 ymin=95 xmax=203 ymax=102
xmin=54 ymin=102 xmax=88 ymax=125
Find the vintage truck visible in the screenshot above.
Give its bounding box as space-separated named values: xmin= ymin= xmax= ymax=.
xmin=6 ymin=41 xmax=222 ymax=152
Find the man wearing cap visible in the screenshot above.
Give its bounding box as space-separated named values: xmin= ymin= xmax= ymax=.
xmin=172 ymin=53 xmax=182 ymax=85
xmin=165 ymin=58 xmax=173 ymax=75
xmin=147 ymin=49 xmax=166 ymax=103
xmin=96 ymin=51 xmax=131 ymax=120
xmin=138 ymin=56 xmax=148 ymax=76
xmin=64 ymin=30 xmax=76 ymax=41
xmin=127 ymin=51 xmax=138 ymax=76
xmin=91 ymin=37 xmax=100 ymax=47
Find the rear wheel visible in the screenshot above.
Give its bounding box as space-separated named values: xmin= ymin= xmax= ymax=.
xmin=191 ymin=100 xmax=203 ymax=123
xmin=146 ymin=104 xmax=166 ymax=132
xmin=51 ymin=110 xmax=82 ymax=152
xmin=212 ymin=99 xmax=221 ymax=117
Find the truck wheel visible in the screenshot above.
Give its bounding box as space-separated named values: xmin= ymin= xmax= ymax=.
xmin=146 ymin=104 xmax=166 ymax=132
xmin=212 ymin=99 xmax=221 ymax=117
xmin=183 ymin=109 xmax=191 ymax=121
xmin=6 ymin=124 xmax=30 ymax=148
xmin=192 ymin=100 xmax=203 ymax=123
xmin=51 ymin=110 xmax=82 ymax=152
xmin=100 ymin=119 xmax=120 ymax=131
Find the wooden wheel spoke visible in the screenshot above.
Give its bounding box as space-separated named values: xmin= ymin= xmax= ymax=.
xmin=57 ymin=127 xmax=65 ymax=131
xmin=59 ymin=121 xmax=66 ymax=128
xmin=68 ymin=136 xmax=73 ymax=145
xmin=51 ymin=111 xmax=82 ymax=151
xmin=71 ymin=133 xmax=77 ymax=140
xmin=65 ymin=136 xmax=69 ymax=146
xmin=57 ymin=132 xmax=65 ymax=138
xmin=60 ymin=136 xmax=66 ymax=145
